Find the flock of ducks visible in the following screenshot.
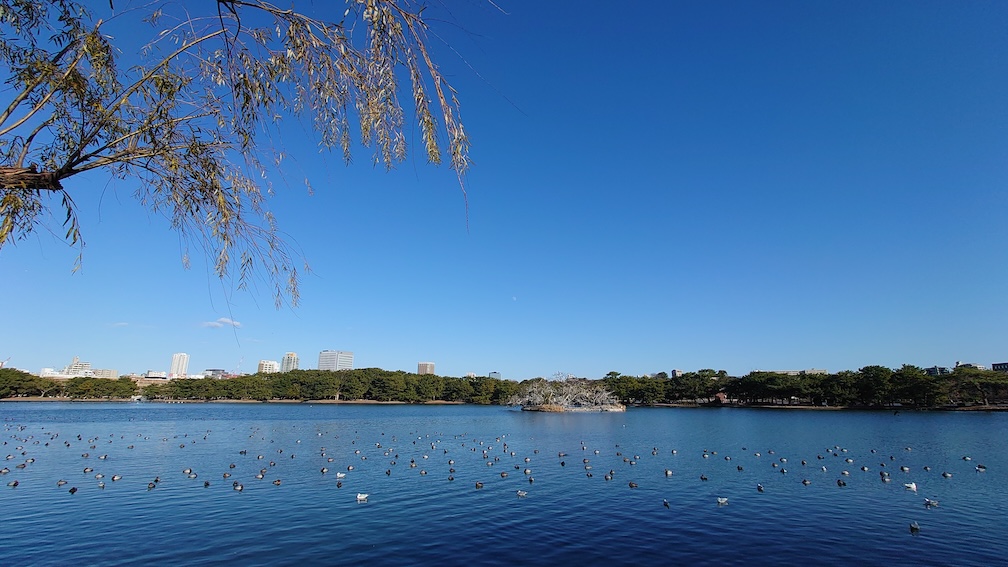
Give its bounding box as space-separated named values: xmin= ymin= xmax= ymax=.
xmin=2 ymin=420 xmax=992 ymax=535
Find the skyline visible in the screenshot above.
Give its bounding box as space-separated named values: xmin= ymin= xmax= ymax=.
xmin=2 ymin=1 xmax=1007 ymax=379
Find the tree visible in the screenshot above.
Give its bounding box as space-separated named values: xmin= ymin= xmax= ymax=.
xmin=0 ymin=0 xmax=469 ymax=306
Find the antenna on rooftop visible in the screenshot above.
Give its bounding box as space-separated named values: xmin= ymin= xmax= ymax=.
xmin=0 ymin=357 xmax=10 ymax=369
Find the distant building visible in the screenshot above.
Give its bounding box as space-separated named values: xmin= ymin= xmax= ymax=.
xmin=318 ymin=350 xmax=354 ymax=371
xmin=281 ymin=352 xmax=299 ymax=373
xmin=418 ymin=362 xmax=435 ymax=375
xmin=759 ymin=369 xmax=828 ymax=376
xmin=92 ymin=369 xmax=118 ymax=379
xmin=146 ymin=370 xmax=167 ymax=379
xmin=169 ymin=353 xmax=189 ymax=379
xmin=204 ymin=369 xmax=227 ymax=379
xmin=258 ymin=360 xmax=280 ymax=373
xmin=955 ymin=361 xmax=987 ymax=371
xmin=992 ymin=362 xmax=1008 ymax=373
xmin=924 ymin=366 xmax=952 ymax=376
xmin=465 ymin=372 xmax=476 ymax=378
xmin=488 ymin=371 xmax=501 ymax=379
xmin=40 ymin=356 xmax=95 ymax=379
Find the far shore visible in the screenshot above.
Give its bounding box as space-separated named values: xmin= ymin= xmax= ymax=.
xmin=2 ymin=396 xmax=1006 ymax=411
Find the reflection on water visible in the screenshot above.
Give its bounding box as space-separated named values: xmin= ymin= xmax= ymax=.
xmin=1 ymin=403 xmax=1006 ymax=566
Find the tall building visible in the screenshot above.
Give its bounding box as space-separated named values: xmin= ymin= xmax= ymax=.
xmin=169 ymin=353 xmax=189 ymax=379
xmin=318 ymin=350 xmax=353 ymax=371
xmin=488 ymin=371 xmax=501 ymax=379
xmin=258 ymin=360 xmax=280 ymax=373
xmin=418 ymin=362 xmax=435 ymax=375
xmin=281 ymin=352 xmax=299 ymax=373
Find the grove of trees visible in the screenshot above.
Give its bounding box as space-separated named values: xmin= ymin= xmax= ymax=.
xmin=3 ymin=364 xmax=1007 ymax=409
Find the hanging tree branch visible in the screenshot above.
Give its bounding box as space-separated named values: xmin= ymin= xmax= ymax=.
xmin=0 ymin=0 xmax=472 ymax=307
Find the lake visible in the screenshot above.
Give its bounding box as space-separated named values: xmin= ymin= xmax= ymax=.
xmin=1 ymin=402 xmax=1005 ymax=566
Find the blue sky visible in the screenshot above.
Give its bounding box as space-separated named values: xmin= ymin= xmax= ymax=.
xmin=2 ymin=1 xmax=1006 ymax=379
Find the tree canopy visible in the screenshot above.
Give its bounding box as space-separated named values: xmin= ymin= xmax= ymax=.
xmin=0 ymin=0 xmax=469 ymax=306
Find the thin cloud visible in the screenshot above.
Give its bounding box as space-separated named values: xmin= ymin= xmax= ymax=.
xmin=110 ymin=322 xmax=129 ymax=327
xmin=202 ymin=317 xmax=242 ymax=329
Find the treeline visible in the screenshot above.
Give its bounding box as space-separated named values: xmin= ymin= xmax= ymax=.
xmin=0 ymin=369 xmax=137 ymax=399
xmin=603 ymin=366 xmax=1008 ymax=408
xmin=142 ymin=368 xmax=522 ymax=404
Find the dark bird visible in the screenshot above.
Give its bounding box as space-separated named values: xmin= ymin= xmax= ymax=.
xmin=663 ymin=499 xmax=670 ymax=509
xmin=68 ymin=486 xmax=77 ymax=494
xmin=628 ymin=482 xmax=638 ymax=488
xmin=757 ymin=484 xmax=764 ymax=493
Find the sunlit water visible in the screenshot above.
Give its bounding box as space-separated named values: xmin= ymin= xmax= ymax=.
xmin=1 ymin=403 xmax=1005 ymax=566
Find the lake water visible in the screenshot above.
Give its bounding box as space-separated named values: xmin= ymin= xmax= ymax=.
xmin=1 ymin=403 xmax=1005 ymax=566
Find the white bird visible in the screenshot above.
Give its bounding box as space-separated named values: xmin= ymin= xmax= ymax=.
xmin=716 ymin=497 xmax=729 ymax=505
xmin=356 ymin=493 xmax=368 ymax=502
xmin=336 ymin=472 xmax=346 ymax=479
xmin=904 ymin=482 xmax=917 ymax=492
xmin=516 ymin=490 xmax=527 ymax=498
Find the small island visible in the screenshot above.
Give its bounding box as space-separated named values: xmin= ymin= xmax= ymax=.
xmin=507 ymin=377 xmax=625 ymax=412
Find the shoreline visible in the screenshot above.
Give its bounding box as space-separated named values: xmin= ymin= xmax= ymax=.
xmin=2 ymin=396 xmax=1006 ymax=411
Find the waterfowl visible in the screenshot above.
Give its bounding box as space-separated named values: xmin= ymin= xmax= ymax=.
xmin=802 ymin=479 xmax=811 ymax=485
xmin=500 ymin=472 xmax=508 ymax=478
xmin=757 ymin=484 xmax=764 ymax=492
xmin=699 ymin=475 xmax=708 ymax=482
xmin=716 ymin=497 xmax=729 ymax=505
xmin=7 ymin=480 xmax=18 ymax=487
xmin=98 ymin=482 xmax=105 ymax=489
xmin=183 ymin=468 xmax=192 ymax=475
xmin=976 ymin=464 xmax=987 ymax=472
xmin=147 ymin=482 xmax=156 ymax=490
xmin=663 ymin=499 xmax=670 ymax=509
xmin=272 ymin=479 xmax=281 ymax=485
xmin=57 ymin=479 xmax=67 ymax=486
xmin=336 ymin=472 xmax=346 ymax=479
xmin=69 ymin=486 xmax=77 ymax=494
xmin=628 ymin=482 xmax=638 ymax=488
xmin=665 ymin=469 xmax=674 ymax=477
xmin=909 ymin=521 xmax=920 ymax=534
xmin=516 ymin=490 xmax=527 ymax=498
xmin=356 ymin=493 xmax=368 ymax=502
xmin=111 ymin=475 xmax=122 ymax=482
xmin=942 ymin=472 xmax=953 ymax=478
xmin=904 ymin=482 xmax=917 ymax=492
xmin=320 ymin=467 xmax=328 ymax=474
xmin=234 ymin=483 xmax=244 ymax=491
xmin=204 ymin=481 xmax=210 ymax=488
xmin=924 ymin=498 xmax=939 ymax=508
xmin=900 ymin=466 xmax=910 ymax=472
xmin=837 ymin=479 xmax=846 ymax=487
xmin=475 ymin=482 xmax=484 ymax=489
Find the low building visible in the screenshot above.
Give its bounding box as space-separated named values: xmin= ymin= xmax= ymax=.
xmin=992 ymin=362 xmax=1008 ymax=373
xmin=924 ymin=366 xmax=951 ymax=376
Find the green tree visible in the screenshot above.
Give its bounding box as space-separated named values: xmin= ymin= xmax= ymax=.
xmin=0 ymin=0 xmax=469 ymax=306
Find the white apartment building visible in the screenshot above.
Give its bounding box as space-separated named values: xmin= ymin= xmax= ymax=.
xmin=318 ymin=350 xmax=354 ymax=371
xmin=281 ymin=352 xmax=299 ymax=373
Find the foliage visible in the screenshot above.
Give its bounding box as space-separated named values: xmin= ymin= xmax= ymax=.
xmin=137 ymin=368 xmax=514 ymax=404
xmin=0 ymin=0 xmax=469 ymax=306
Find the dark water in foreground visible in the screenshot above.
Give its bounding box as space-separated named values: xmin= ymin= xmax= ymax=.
xmin=1 ymin=403 xmax=1005 ymax=566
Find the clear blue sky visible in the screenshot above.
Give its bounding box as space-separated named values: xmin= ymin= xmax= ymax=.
xmin=2 ymin=1 xmax=1006 ymax=379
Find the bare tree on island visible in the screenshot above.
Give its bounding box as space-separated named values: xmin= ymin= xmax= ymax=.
xmin=508 ymin=373 xmax=624 ymax=412
xmin=0 ymin=0 xmax=469 ymax=306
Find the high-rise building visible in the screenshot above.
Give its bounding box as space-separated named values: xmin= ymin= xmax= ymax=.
xmin=318 ymin=350 xmax=353 ymax=371
xmin=418 ymin=362 xmax=435 ymax=375
xmin=488 ymin=371 xmax=501 ymax=379
xmin=258 ymin=360 xmax=280 ymax=373
xmin=169 ymin=353 xmax=189 ymax=379
xmin=281 ymin=352 xmax=299 ymax=373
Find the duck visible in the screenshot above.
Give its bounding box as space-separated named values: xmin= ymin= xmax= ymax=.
xmin=716 ymin=497 xmax=729 ymax=505
xmin=628 ymin=481 xmax=639 ymax=488
xmin=904 ymin=482 xmax=917 ymax=492
xmin=976 ymin=464 xmax=987 ymax=472
xmin=924 ymin=498 xmax=939 ymax=508
xmin=663 ymin=499 xmax=670 ymax=509
xmin=802 ymin=479 xmax=811 ymax=485
xmin=909 ymin=521 xmax=920 ymax=534
xmin=356 ymin=493 xmax=368 ymax=502
xmin=837 ymin=479 xmax=847 ymax=487
xmin=757 ymin=484 xmax=764 ymax=493
xmin=69 ymin=486 xmax=78 ymax=494
xmin=475 ymin=482 xmax=484 ymax=489
xmin=942 ymin=472 xmax=953 ymax=478
xmin=111 ymin=475 xmax=122 ymax=482
xmin=664 ymin=469 xmax=674 ymax=477
xmin=699 ymin=475 xmax=708 ymax=482
xmin=57 ymin=479 xmax=68 ymax=487
xmin=7 ymin=480 xmax=18 ymax=487
xmin=516 ymin=490 xmax=527 ymax=498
